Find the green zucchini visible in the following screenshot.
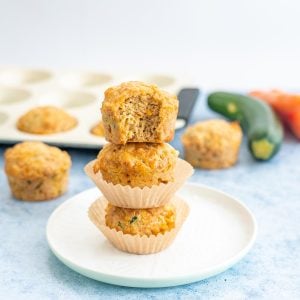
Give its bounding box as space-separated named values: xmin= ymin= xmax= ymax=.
xmin=207 ymin=91 xmax=283 ymax=161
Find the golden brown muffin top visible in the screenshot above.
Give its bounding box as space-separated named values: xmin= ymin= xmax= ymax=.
xmin=4 ymin=141 xmax=71 ymax=179
xmin=93 ymin=142 xmax=178 ymax=187
xmin=17 ymin=106 xmax=77 ymax=134
xmin=94 ymin=142 xmax=178 ymax=170
xmin=182 ymin=119 xmax=242 ymax=148
xmin=105 ymin=203 xmax=176 ymax=236
xmin=102 ymin=81 xmax=178 ymax=110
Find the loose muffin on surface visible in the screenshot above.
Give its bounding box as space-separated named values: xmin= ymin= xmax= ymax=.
xmin=17 ymin=106 xmax=77 ymax=134
xmin=90 ymin=121 xmax=105 ymax=137
xmin=105 ymin=203 xmax=176 ymax=236
xmin=101 ymin=81 xmax=179 ymax=144
xmin=181 ymin=119 xmax=242 ymax=169
xmin=4 ymin=141 xmax=71 ymax=201
xmin=93 ymin=142 xmax=178 ymax=188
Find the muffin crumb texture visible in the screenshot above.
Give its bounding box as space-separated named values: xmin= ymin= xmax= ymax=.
xmin=182 ymin=119 xmax=242 ymax=169
xmin=105 ymin=203 xmax=176 ymax=236
xmin=101 ymin=81 xmax=178 ymax=144
xmin=93 ymin=142 xmax=178 ymax=188
xmin=4 ymin=141 xmax=71 ymax=201
xmin=17 ymin=106 xmax=77 ymax=134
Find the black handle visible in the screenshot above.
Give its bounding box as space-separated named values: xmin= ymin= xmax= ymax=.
xmin=177 ymin=88 xmax=200 ymax=129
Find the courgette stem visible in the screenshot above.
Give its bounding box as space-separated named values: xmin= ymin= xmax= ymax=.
xmin=227 ymin=102 xmax=238 ymax=114
xmin=251 ymin=139 xmax=275 ymax=160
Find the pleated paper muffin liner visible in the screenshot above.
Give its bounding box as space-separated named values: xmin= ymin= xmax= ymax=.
xmin=88 ymin=196 xmax=190 ymax=254
xmin=84 ymin=158 xmax=194 ymax=209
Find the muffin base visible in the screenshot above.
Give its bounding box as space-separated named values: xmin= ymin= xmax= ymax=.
xmin=88 ymin=196 xmax=190 ymax=254
xmin=184 ymin=146 xmax=239 ymax=169
xmin=7 ymin=172 xmax=69 ymax=201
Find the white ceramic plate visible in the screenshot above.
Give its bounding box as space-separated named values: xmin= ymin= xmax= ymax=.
xmin=47 ymin=183 xmax=257 ymax=288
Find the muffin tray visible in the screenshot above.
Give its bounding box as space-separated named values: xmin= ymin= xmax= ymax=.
xmin=0 ymin=67 xmax=200 ymax=148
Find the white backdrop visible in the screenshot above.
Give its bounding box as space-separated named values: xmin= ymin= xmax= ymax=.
xmin=1 ymin=0 xmax=300 ymax=89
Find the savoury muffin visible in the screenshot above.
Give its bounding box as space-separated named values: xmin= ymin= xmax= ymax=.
xmin=93 ymin=142 xmax=178 ymax=188
xmin=101 ymin=81 xmax=179 ymax=144
xmin=90 ymin=121 xmax=105 ymax=137
xmin=17 ymin=106 xmax=77 ymax=134
xmin=181 ymin=119 xmax=242 ymax=169
xmin=105 ymin=203 xmax=176 ymax=236
xmin=4 ymin=141 xmax=71 ymax=201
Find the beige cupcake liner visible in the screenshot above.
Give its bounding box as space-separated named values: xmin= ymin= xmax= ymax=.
xmin=84 ymin=158 xmax=194 ymax=209
xmin=88 ymin=196 xmax=190 ymax=254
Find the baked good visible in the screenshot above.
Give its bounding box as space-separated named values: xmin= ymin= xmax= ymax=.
xmin=101 ymin=81 xmax=178 ymax=144
xmin=105 ymin=203 xmax=176 ymax=236
xmin=17 ymin=106 xmax=77 ymax=134
xmin=4 ymin=141 xmax=71 ymax=201
xmin=181 ymin=119 xmax=242 ymax=169
xmin=89 ymin=196 xmax=189 ymax=254
xmin=93 ymin=142 xmax=178 ymax=188
xmin=90 ymin=121 xmax=105 ymax=137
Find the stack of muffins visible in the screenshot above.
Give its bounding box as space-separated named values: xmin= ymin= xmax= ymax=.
xmin=85 ymin=81 xmax=193 ymax=254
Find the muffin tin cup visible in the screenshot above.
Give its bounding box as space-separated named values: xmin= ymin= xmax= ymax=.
xmin=88 ymin=196 xmax=190 ymax=254
xmin=84 ymin=158 xmax=194 ymax=209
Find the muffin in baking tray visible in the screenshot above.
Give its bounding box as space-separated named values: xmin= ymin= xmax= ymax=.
xmin=101 ymin=81 xmax=179 ymax=144
xmin=17 ymin=106 xmax=77 ymax=134
xmin=90 ymin=121 xmax=105 ymax=137
xmin=181 ymin=119 xmax=243 ymax=169
xmin=93 ymin=142 xmax=179 ymax=188
xmin=4 ymin=141 xmax=71 ymax=201
xmin=105 ymin=203 xmax=176 ymax=236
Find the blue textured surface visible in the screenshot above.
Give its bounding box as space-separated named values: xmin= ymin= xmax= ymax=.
xmin=0 ymin=94 xmax=299 ymax=300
